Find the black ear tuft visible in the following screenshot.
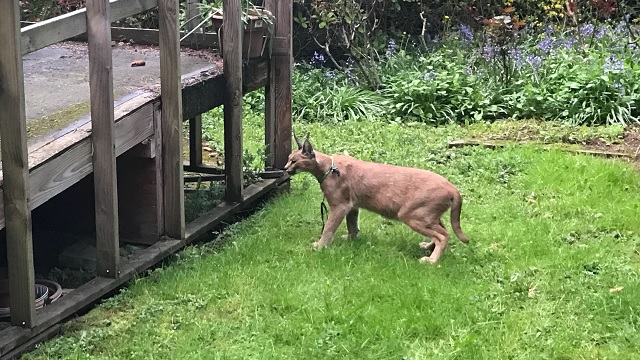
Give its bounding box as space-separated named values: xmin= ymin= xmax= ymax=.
xmin=293 ymin=130 xmax=303 ymax=150
xmin=302 ymin=137 xmax=315 ymax=158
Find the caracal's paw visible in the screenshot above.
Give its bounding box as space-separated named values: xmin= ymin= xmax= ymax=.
xmin=312 ymin=241 xmax=326 ymax=249
xmin=419 ymin=256 xmax=438 ymax=265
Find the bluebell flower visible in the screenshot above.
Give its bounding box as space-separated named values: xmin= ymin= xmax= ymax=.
xmin=595 ymin=26 xmax=606 ymax=39
xmin=387 ymin=39 xmax=396 ymax=56
xmin=580 ymin=23 xmax=594 ymax=37
xmin=344 ymin=57 xmax=358 ymax=86
xmin=310 ymin=51 xmax=326 ymax=64
xmin=482 ymin=44 xmax=499 ymax=61
xmin=509 ymin=47 xmax=524 ymax=70
xmin=564 ymin=36 xmax=576 ymax=50
xmin=614 ymin=81 xmax=625 ymax=96
xmin=459 ymin=24 xmax=474 ymax=44
xmin=604 ymin=54 xmax=624 ymax=73
xmin=465 ymin=63 xmax=473 ymax=75
xmin=545 ymin=24 xmax=554 ymax=36
xmin=614 ymin=21 xmax=627 ymax=34
xmin=422 ymin=70 xmax=437 ymax=81
xmin=325 ymin=70 xmax=337 ymax=79
xmin=537 ymin=36 xmax=553 ymax=53
xmin=526 ymin=54 xmax=543 ymax=69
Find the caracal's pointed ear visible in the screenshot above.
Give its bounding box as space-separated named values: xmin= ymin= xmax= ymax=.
xmin=302 ymin=136 xmax=315 ymax=158
xmin=293 ymin=130 xmax=303 ymax=150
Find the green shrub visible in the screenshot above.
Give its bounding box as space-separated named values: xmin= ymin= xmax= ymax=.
xmin=294 ymin=19 xmax=640 ymax=126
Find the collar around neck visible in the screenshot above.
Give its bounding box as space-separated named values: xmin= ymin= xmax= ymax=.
xmin=319 ymin=155 xmax=339 ymax=184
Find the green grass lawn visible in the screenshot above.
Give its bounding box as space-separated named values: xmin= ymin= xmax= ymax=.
xmin=23 ymin=116 xmax=640 ymax=360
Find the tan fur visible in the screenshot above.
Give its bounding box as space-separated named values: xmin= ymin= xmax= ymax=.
xmin=284 ymin=135 xmax=469 ymax=264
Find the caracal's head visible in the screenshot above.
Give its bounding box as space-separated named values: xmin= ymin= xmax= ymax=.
xmin=283 ymin=132 xmax=317 ymax=175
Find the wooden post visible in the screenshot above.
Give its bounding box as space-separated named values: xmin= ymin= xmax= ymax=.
xmin=86 ymin=0 xmax=120 ymax=278
xmin=188 ymin=116 xmax=203 ymax=166
xmin=266 ymin=0 xmax=293 ymax=169
xmin=0 ymin=0 xmax=36 ymax=327
xmin=159 ymin=0 xmax=185 ymax=238
xmin=263 ymin=0 xmax=276 ymax=170
xmin=264 ymin=73 xmax=276 ymax=169
xmin=185 ymin=0 xmax=203 ymax=33
xmin=223 ymin=0 xmax=243 ymax=202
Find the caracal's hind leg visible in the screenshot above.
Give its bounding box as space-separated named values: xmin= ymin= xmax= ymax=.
xmin=401 ymin=215 xmax=450 ymax=264
xmin=418 ymin=220 xmax=446 ymax=252
xmin=344 ymin=208 xmax=360 ymax=240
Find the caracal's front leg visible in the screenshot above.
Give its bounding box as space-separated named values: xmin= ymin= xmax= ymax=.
xmin=344 ymin=208 xmax=360 ymax=240
xmin=313 ymin=205 xmax=350 ymax=249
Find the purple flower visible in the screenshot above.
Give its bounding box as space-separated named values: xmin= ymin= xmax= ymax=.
xmin=604 ymin=54 xmax=624 ymax=73
xmin=310 ymin=51 xmax=326 ymax=65
xmin=422 ymin=70 xmax=437 ymax=81
xmin=387 ymin=39 xmax=396 ymax=56
xmin=545 ymin=24 xmax=554 ymax=36
xmin=537 ymin=36 xmax=553 ymax=53
xmin=482 ymin=44 xmax=499 ymax=61
xmin=614 ymin=81 xmax=625 ymax=96
xmin=580 ymin=23 xmax=594 ymax=37
xmin=595 ymin=26 xmax=606 ymax=39
xmin=459 ymin=24 xmax=474 ymax=44
xmin=614 ymin=21 xmax=628 ymax=35
xmin=465 ymin=63 xmax=473 ymax=75
xmin=509 ymin=47 xmax=524 ymax=70
xmin=344 ymin=57 xmax=358 ymax=86
xmin=526 ymin=54 xmax=543 ymax=69
xmin=564 ymin=36 xmax=577 ymax=50
xmin=325 ymin=70 xmax=336 ymax=79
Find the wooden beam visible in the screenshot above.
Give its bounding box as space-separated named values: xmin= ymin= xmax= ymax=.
xmin=159 ymin=0 xmax=185 ymax=239
xmin=264 ymin=0 xmax=276 ymax=170
xmin=86 ymin=0 xmax=120 ymax=278
xmin=272 ymin=0 xmax=293 ymax=169
xmin=223 ymin=0 xmax=244 ymax=202
xmin=20 ymin=0 xmax=158 ymax=55
xmin=183 ymin=164 xmax=224 ymax=174
xmin=70 ymin=27 xmax=219 ymax=48
xmin=188 ymin=116 xmax=203 ymax=166
xmin=185 ymin=0 xmax=203 ymax=33
xmin=181 ymin=60 xmax=269 ymax=120
xmin=0 ymin=0 xmax=36 ymax=327
xmin=184 ymin=174 xmax=226 ymax=182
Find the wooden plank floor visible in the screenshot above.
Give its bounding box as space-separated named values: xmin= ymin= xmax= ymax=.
xmin=0 ymin=56 xmax=269 ymax=231
xmin=22 ymin=41 xmax=220 ymax=124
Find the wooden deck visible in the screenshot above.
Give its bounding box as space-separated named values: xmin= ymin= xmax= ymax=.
xmin=0 ymin=0 xmax=292 ymax=356
xmin=0 ymin=55 xmax=268 ymax=232
xmin=0 ymin=52 xmax=286 ymax=357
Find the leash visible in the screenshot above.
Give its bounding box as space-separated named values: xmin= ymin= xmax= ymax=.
xmin=319 ymin=156 xmax=340 ymax=233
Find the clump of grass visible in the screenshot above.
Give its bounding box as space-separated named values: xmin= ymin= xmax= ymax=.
xmin=22 ymin=120 xmax=640 ymax=360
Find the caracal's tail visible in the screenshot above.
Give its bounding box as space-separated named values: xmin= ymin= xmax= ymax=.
xmin=450 ymin=190 xmax=469 ymax=243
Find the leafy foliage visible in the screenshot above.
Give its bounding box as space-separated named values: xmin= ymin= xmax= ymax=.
xmin=294 ymin=17 xmax=640 ymax=126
